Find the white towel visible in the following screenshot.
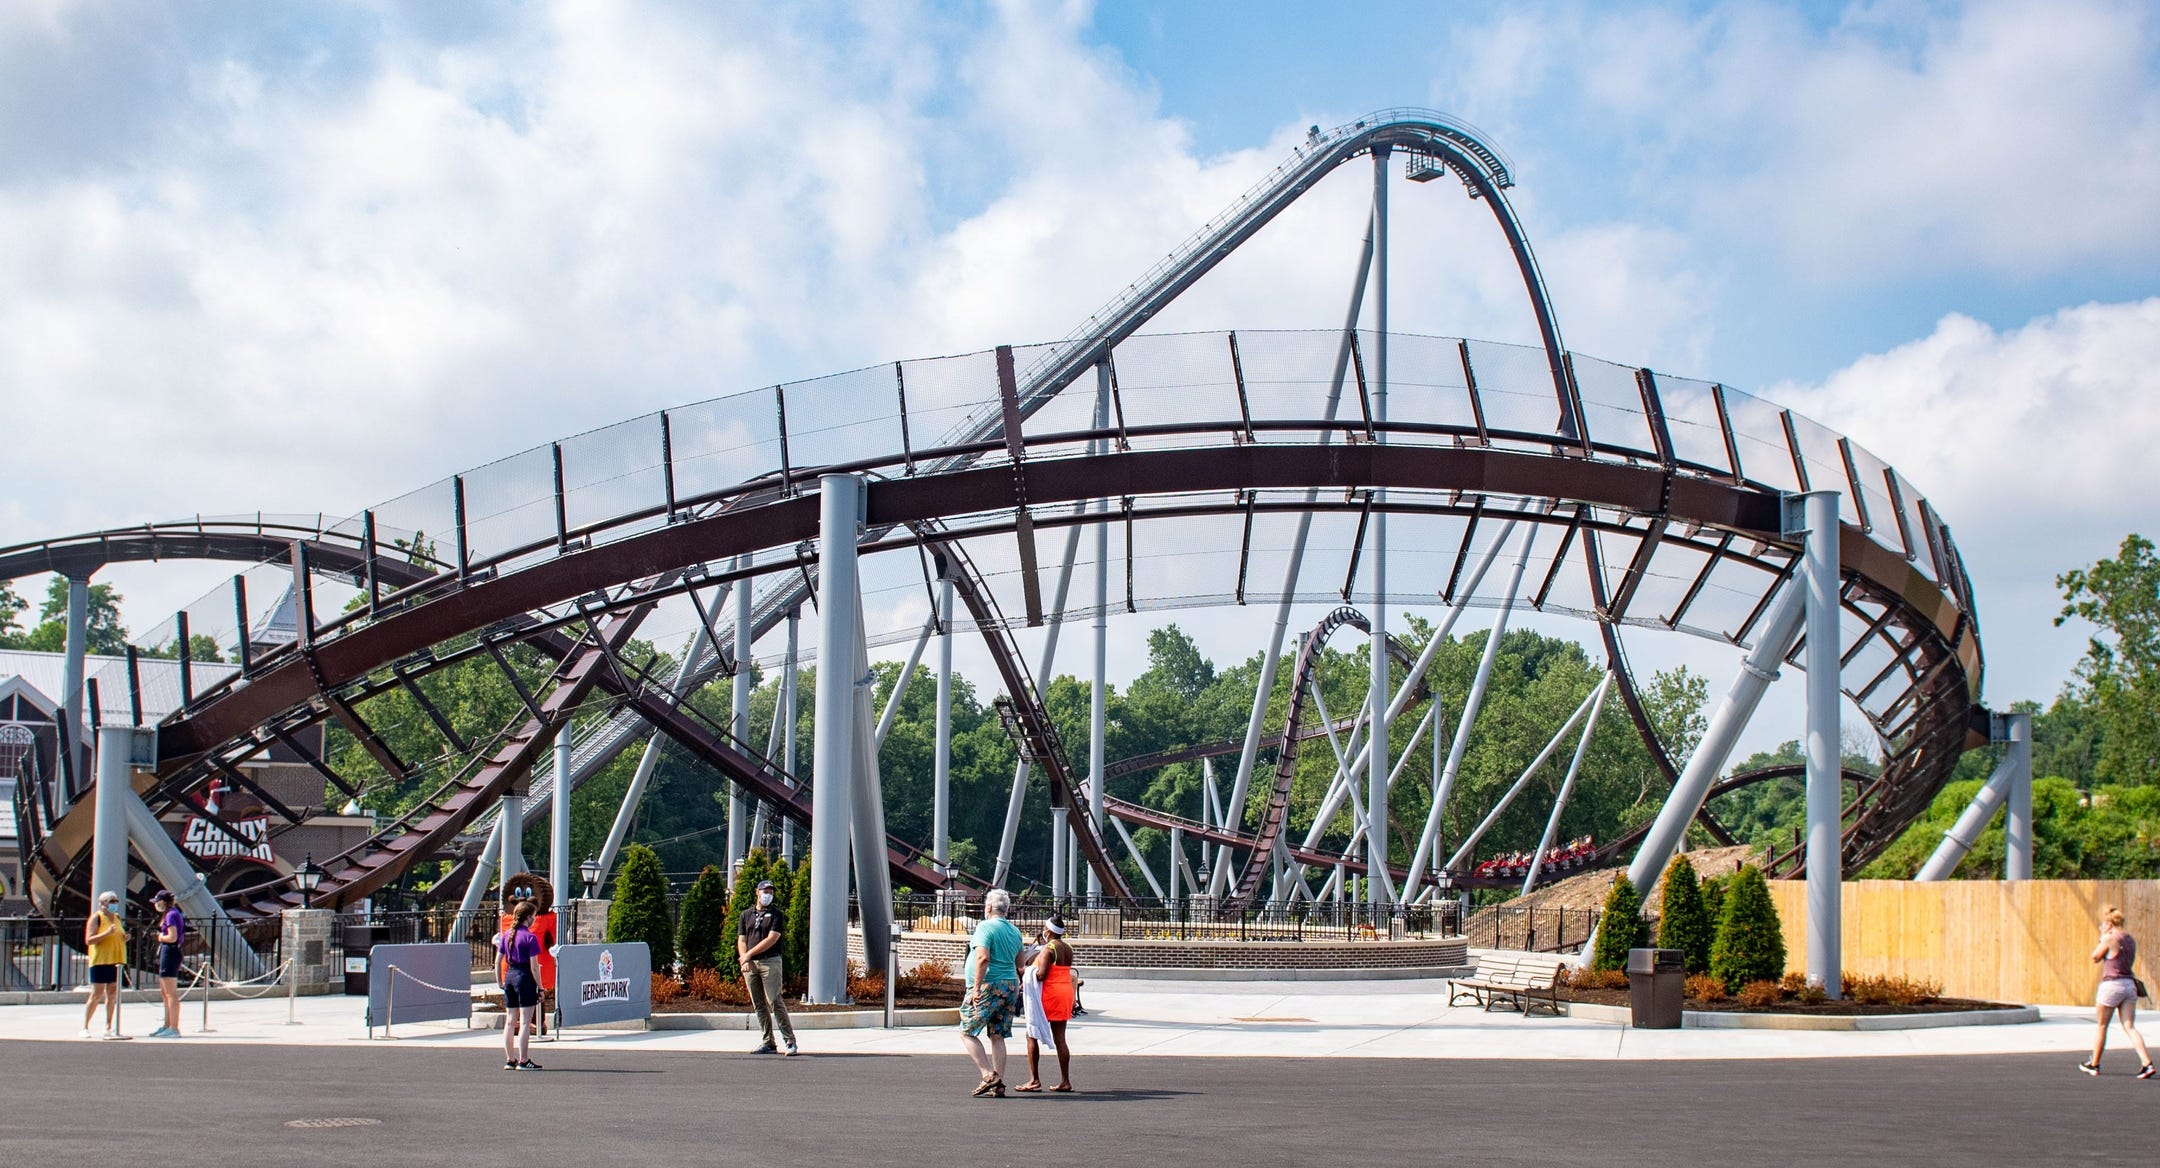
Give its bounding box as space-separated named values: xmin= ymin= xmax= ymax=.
xmin=1020 ymin=964 xmax=1055 ymax=1045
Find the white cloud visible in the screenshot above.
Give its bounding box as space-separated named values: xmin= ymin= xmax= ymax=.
xmin=1772 ymin=298 xmax=2160 ymax=702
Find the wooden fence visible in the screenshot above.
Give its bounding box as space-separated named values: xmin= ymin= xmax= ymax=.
xmin=1767 ymin=880 xmax=2160 ymax=1006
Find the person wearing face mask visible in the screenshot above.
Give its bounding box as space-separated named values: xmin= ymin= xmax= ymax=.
xmin=737 ymin=879 xmax=796 ymax=1056
xmin=82 ymin=891 xmax=129 ymax=1039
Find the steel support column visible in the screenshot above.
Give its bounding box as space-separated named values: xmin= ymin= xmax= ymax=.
xmin=91 ymin=725 xmax=135 ymax=909
xmin=498 ymin=793 xmax=525 ymax=894
xmin=595 ymin=632 xmax=712 ymax=885
xmin=849 ymin=591 xmax=895 ymax=974
xmin=991 ymin=515 xmax=1086 ymax=887
xmin=1800 ymin=490 xmax=1842 ymax=998
xmin=59 ymin=574 xmax=90 ymax=805
xmin=1918 ymin=711 xmax=2030 ymax=881
xmin=2003 ymin=711 xmax=2033 ymax=881
xmin=1088 ymin=367 xmax=1111 ymax=901
xmin=551 ymin=727 xmax=571 ymax=912
xmin=1366 ymin=145 xmax=1391 ymax=907
xmin=1522 ymin=673 xmax=1613 ymax=895
xmin=933 ymin=577 xmax=954 ymax=871
xmin=808 ymin=473 xmax=862 ymax=1003
xmin=730 ymin=565 xmax=753 ymax=872
xmin=782 ymin=606 xmax=800 ymax=864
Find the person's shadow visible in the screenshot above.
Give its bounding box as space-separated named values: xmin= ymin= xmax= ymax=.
xmin=1016 ymin=1087 xmax=1194 ymax=1102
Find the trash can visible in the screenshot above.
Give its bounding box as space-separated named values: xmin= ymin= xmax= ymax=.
xmin=342 ymin=924 xmax=390 ymax=996
xmin=1627 ymin=947 xmax=1686 ymax=1029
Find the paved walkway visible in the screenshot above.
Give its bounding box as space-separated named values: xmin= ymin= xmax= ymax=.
xmin=0 ymin=978 xmax=2107 ymax=1061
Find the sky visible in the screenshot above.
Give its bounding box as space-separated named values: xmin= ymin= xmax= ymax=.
xmin=1 ymin=0 xmax=2156 ymax=734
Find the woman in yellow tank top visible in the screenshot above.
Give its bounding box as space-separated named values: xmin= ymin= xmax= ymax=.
xmin=83 ymin=891 xmax=128 ymax=1039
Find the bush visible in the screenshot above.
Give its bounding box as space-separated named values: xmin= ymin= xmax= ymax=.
xmin=1779 ymin=971 xmax=1810 ymax=996
xmin=1699 ymin=875 xmax=1728 ymax=930
xmin=896 ymin=957 xmax=955 ymax=995
xmin=1591 ymin=875 xmax=1651 ymax=971
xmin=683 ymin=968 xmax=752 ymax=1006
xmin=783 ymin=856 xmax=812 ymax=988
xmin=1795 ymin=981 xmax=1827 ymax=1005
xmin=650 ymin=973 xmax=683 ymax=1006
xmin=675 ymin=865 xmax=732 ymax=974
xmin=1709 ymin=864 xmax=1786 ymax=993
xmin=1566 ymin=968 xmax=1629 ymax=991
xmin=1684 ymin=972 xmax=1728 ymax=1003
xmin=1735 ymin=980 xmax=1782 ymax=1009
xmin=1844 ymin=973 xmax=1942 ymax=1007
xmin=607 ymin=844 xmax=675 ymax=973
xmin=1657 ymin=855 xmax=1715 ymax=975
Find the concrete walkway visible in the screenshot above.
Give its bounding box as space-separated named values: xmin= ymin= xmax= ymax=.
xmin=0 ymin=978 xmax=2106 ymax=1061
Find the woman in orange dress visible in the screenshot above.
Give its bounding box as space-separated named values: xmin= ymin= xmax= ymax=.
xmin=1016 ymin=917 xmax=1077 ymax=1093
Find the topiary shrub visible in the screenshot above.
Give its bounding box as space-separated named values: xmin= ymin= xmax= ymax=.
xmin=1709 ymin=864 xmax=1786 ymax=993
xmin=1657 ymin=855 xmax=1715 ymax=974
xmin=675 ymin=865 xmax=731 ymax=974
xmin=783 ymin=856 xmax=812 ymax=991
xmin=1699 ymin=874 xmax=1727 ymax=931
xmin=719 ymin=848 xmax=771 ymax=982
xmin=607 ymin=844 xmax=675 ymax=972
xmin=1591 ymin=875 xmax=1650 ymax=971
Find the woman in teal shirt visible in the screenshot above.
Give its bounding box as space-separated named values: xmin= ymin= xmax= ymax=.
xmin=958 ymin=888 xmax=1025 ymax=1097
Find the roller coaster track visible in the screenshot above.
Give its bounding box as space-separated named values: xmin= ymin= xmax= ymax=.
xmin=3 ymin=110 xmax=1989 ymax=920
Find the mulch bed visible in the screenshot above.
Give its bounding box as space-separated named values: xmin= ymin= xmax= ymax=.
xmin=1557 ymin=986 xmax=2021 ymax=1015
xmin=654 ymin=977 xmax=965 ymax=1014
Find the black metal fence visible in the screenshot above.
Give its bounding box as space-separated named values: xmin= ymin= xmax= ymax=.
xmin=870 ymin=895 xmax=1464 ymax=942
xmin=1468 ymin=905 xmax=1603 ymax=954
xmin=0 ymin=914 xmax=282 ymax=992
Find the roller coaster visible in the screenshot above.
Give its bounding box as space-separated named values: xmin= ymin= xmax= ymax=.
xmin=4 ymin=110 xmax=1985 ymax=944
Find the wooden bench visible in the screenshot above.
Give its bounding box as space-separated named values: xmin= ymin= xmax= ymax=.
xmin=1448 ymin=952 xmax=1569 ymax=1016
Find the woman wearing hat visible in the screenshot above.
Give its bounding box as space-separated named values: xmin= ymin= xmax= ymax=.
xmin=149 ymin=890 xmax=186 ymax=1038
xmin=1014 ymin=915 xmax=1076 ymax=1093
xmin=81 ymin=892 xmax=128 ymax=1039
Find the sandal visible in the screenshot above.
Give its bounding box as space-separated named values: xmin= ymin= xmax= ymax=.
xmin=1051 ymin=1084 xmax=1075 ymax=1093
xmin=991 ymin=1080 xmax=1007 ymax=1098
xmin=1014 ymin=1081 xmax=1043 ymax=1093
xmin=970 ymin=1076 xmax=999 ymax=1097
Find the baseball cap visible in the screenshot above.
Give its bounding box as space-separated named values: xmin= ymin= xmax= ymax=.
xmin=151 ymin=889 xmax=174 ymax=904
xmin=756 ymin=880 xmax=776 ymax=891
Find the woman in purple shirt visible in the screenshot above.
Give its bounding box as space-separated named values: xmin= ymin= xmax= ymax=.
xmin=496 ymin=900 xmax=544 ymax=1071
xmin=2080 ymin=905 xmax=2152 ymax=1078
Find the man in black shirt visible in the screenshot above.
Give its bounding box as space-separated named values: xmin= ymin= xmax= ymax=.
xmin=737 ymin=879 xmax=797 ymax=1055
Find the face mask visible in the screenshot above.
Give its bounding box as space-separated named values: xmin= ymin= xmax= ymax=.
xmin=757 ymin=892 xmax=774 ymax=907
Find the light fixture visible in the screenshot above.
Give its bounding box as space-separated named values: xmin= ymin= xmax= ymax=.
xmin=294 ymin=854 xmax=324 ymax=909
xmin=579 ymin=855 xmax=602 ymax=899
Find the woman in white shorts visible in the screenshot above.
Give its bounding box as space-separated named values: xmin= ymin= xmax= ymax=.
xmin=2079 ymin=905 xmax=2152 ymax=1078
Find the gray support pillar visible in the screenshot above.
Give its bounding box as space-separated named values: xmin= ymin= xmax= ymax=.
xmin=449 ymin=820 xmax=502 ymax=941
xmin=730 ymin=567 xmax=753 ymax=871
xmin=1216 ymin=212 xmax=1376 ymax=898
xmin=1367 ymin=143 xmax=1390 ymax=908
xmin=991 ymin=517 xmax=1086 ymax=886
xmin=933 ymin=578 xmax=954 ymax=870
xmin=1168 ymin=824 xmax=1184 ymax=902
xmin=1050 ymin=806 xmax=1069 ymax=901
xmin=875 ymin=613 xmax=938 ymax=748
xmin=1402 ymin=523 xmax=1538 ymax=899
xmin=1916 ymin=732 xmax=2020 ymax=880
xmin=498 ymin=793 xmax=525 ymax=894
xmin=1626 ymin=576 xmax=1808 ymax=892
xmin=59 ymin=575 xmax=90 ymax=805
xmin=1444 ymin=679 xmax=1606 ymax=873
xmin=807 ymin=473 xmax=862 ymax=1003
xmin=90 ymin=726 xmax=135 ymax=909
xmin=1800 ymin=490 xmax=1842 ymax=998
xmin=595 ymin=632 xmax=713 ymax=884
xmin=119 ymin=780 xmax=265 ymax=978
xmin=2003 ymin=712 xmax=2033 ymax=880
xmin=1088 ymin=371 xmax=1111 ymax=900
xmin=550 ymin=728 xmax=572 ymax=912
xmin=782 ymin=607 xmax=800 ymax=864
xmin=1522 ymin=673 xmax=1612 ymax=895
xmin=849 ymin=592 xmax=895 ymax=974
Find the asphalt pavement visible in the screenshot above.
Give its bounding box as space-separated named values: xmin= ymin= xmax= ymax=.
xmin=1 ymin=1040 xmax=2149 ymax=1166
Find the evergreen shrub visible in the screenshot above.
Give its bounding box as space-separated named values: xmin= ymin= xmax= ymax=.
xmin=607 ymin=844 xmax=675 ymax=972
xmin=1656 ymin=855 xmax=1715 ymax=974
xmin=783 ymin=857 xmax=812 ymax=989
xmin=1590 ymin=875 xmax=1650 ymax=971
xmin=1709 ymin=864 xmax=1786 ymax=993
xmin=675 ymin=865 xmax=731 ymax=974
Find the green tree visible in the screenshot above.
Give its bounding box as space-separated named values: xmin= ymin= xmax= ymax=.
xmin=1591 ymin=874 xmax=1649 ymax=971
xmin=606 ymin=844 xmax=675 ymax=973
xmin=718 ymin=848 xmax=770 ymax=982
xmin=1710 ymin=864 xmax=1786 ymax=992
xmin=16 ymin=577 xmax=129 ymax=654
xmin=783 ymin=856 xmax=812 ymax=987
xmin=0 ymin=581 xmax=27 ymax=647
xmin=764 ymin=858 xmax=796 ymax=971
xmin=1657 ymin=855 xmax=1715 ymax=974
xmin=674 ymin=865 xmax=731 ymax=974
xmin=2056 ymin=533 xmax=2160 ymax=785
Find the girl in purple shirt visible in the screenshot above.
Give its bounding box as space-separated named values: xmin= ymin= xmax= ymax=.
xmin=496 ymin=900 xmax=544 ymax=1070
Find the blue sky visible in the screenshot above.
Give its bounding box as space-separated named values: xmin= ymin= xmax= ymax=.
xmin=0 ymin=0 xmax=2155 ymax=728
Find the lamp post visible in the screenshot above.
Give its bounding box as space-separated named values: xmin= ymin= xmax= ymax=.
xmin=1435 ymin=867 xmax=1455 ymax=936
xmin=580 ymin=855 xmax=602 ymax=900
xmin=295 ymin=854 xmax=324 ymax=910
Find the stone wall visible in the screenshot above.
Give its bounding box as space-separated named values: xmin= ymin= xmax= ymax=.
xmin=279 ymin=908 xmax=339 ymax=995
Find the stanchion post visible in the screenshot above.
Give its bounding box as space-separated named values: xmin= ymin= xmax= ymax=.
xmin=199 ymin=963 xmax=214 ymax=1033
xmin=884 ymin=919 xmax=901 ymax=1029
xmin=287 ymin=955 xmax=299 ymax=1025
xmin=386 ymin=965 xmax=397 ymax=1039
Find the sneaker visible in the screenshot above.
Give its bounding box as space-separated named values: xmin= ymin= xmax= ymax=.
xmin=102 ymin=1032 xmax=128 ymax=1041
xmin=504 ymin=1060 xmax=518 ymax=1071
xmin=783 ymin=1043 xmax=799 ymax=1057
xmin=2078 ymin=1061 xmax=2101 ymax=1076
xmin=80 ymin=1029 xmax=93 ymax=1039
xmin=146 ymin=1026 xmax=171 ymax=1038
xmin=754 ymin=1043 xmax=778 ymax=1055
xmin=516 ymin=1060 xmax=542 ymax=1071
xmin=2140 ymin=1064 xmax=2156 ymax=1080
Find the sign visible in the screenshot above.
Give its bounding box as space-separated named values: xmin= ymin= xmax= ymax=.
xmin=183 ymin=815 xmax=274 ymax=862
xmin=554 ymin=942 xmax=651 ymax=1029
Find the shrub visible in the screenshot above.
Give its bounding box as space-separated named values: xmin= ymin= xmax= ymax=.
xmin=1566 ymin=968 xmax=1629 ymax=991
xmin=1709 ymin=864 xmax=1786 ymax=993
xmin=675 ymin=865 xmax=732 ymax=974
xmin=650 ymin=973 xmax=683 ymax=1006
xmin=1844 ymin=973 xmax=1942 ymax=1007
xmin=764 ymin=859 xmax=796 ymax=964
xmin=607 ymin=844 xmax=675 ymax=973
xmin=1779 ymin=971 xmax=1810 ymax=996
xmin=850 ymin=970 xmax=886 ymax=1004
xmin=1795 ymin=982 xmax=1827 ymax=1005
xmin=1735 ymin=980 xmax=1782 ymax=1009
xmin=896 ymin=957 xmax=955 ymax=995
xmin=783 ymin=856 xmax=812 ymax=987
xmin=1684 ymin=972 xmax=1728 ymax=1003
xmin=683 ymin=968 xmax=752 ymax=1006
xmin=1699 ymin=874 xmax=1728 ymax=930
xmin=1590 ymin=875 xmax=1651 ymax=971
xmin=1657 ymin=855 xmax=1715 ymax=975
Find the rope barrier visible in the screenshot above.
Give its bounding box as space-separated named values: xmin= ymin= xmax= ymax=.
xmin=385 ymin=964 xmax=471 ymax=996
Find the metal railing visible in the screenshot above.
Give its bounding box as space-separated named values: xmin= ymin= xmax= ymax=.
xmin=868 ymin=895 xmax=1462 ymax=942
xmin=1466 ymin=905 xmax=1603 ymax=954
xmin=0 ymin=914 xmax=281 ymax=992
